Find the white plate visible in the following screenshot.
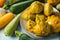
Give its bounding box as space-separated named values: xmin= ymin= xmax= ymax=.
xmin=20 ymin=7 xmax=60 ymax=40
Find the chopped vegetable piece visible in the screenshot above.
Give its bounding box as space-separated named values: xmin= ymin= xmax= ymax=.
xmin=44 ymin=3 xmax=53 ymax=16
xmin=46 ymin=15 xmax=60 ymax=33
xmin=29 ymin=1 xmax=44 ymax=14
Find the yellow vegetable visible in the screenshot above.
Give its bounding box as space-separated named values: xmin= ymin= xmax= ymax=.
xmin=44 ymin=3 xmax=53 ymax=16
xmin=26 ymin=15 xmax=50 ymax=37
xmin=0 ymin=13 xmax=14 ymax=29
xmin=46 ymin=15 xmax=60 ymax=32
xmin=36 ymin=14 xmax=46 ymax=23
xmin=26 ymin=19 xmax=35 ymax=32
xmin=47 ymin=0 xmax=60 ymax=6
xmin=22 ymin=10 xmax=35 ymax=21
xmin=33 ymin=22 xmax=50 ymax=37
xmin=32 ymin=14 xmax=50 ymax=36
xmin=29 ymin=1 xmax=44 ymax=14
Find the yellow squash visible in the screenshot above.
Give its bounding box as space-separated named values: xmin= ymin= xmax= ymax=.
xmin=0 ymin=12 xmax=14 ymax=29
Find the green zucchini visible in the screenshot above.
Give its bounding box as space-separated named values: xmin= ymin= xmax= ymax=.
xmin=4 ymin=13 xmax=21 ymax=36
xmin=9 ymin=0 xmax=34 ymax=14
xmin=15 ymin=31 xmax=37 ymax=40
xmin=3 ymin=0 xmax=23 ymax=9
xmin=56 ymin=3 xmax=60 ymax=10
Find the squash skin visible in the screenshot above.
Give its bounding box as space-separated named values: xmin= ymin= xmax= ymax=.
xmin=32 ymin=21 xmax=51 ymax=37
xmin=22 ymin=10 xmax=36 ymax=21
xmin=33 ymin=15 xmax=50 ymax=36
xmin=26 ymin=19 xmax=35 ymax=32
xmin=46 ymin=15 xmax=60 ymax=33
xmin=26 ymin=15 xmax=51 ymax=37
xmin=44 ymin=3 xmax=53 ymax=16
xmin=47 ymin=0 xmax=60 ymax=6
xmin=29 ymin=1 xmax=44 ymax=14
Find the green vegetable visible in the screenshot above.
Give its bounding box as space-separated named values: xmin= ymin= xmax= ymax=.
xmin=3 ymin=0 xmax=23 ymax=9
xmin=9 ymin=0 xmax=34 ymax=14
xmin=15 ymin=31 xmax=37 ymax=40
xmin=34 ymin=0 xmax=45 ymax=3
xmin=4 ymin=13 xmax=21 ymax=36
xmin=56 ymin=3 xmax=60 ymax=10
